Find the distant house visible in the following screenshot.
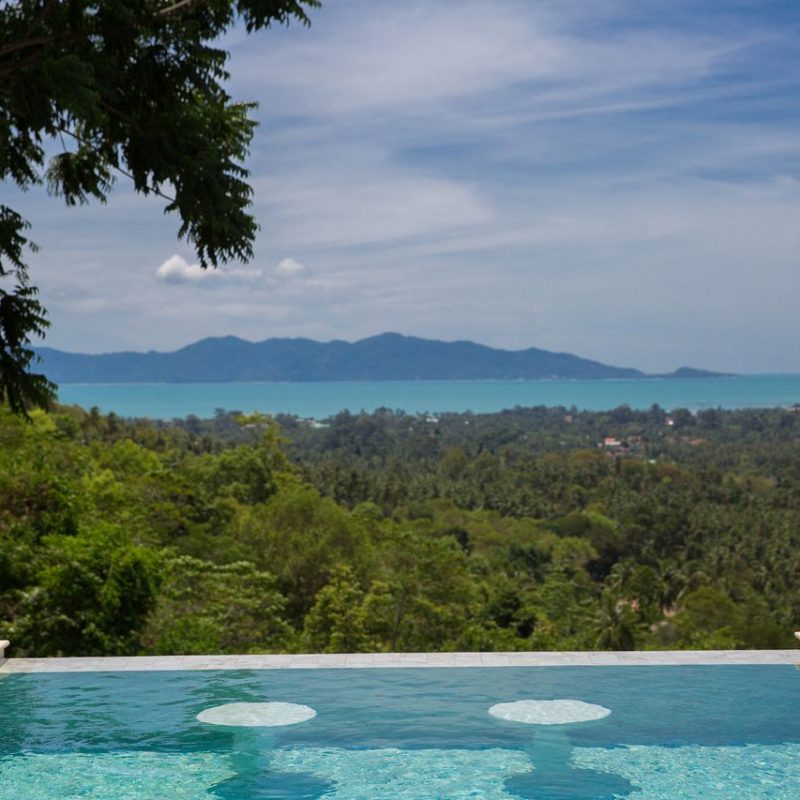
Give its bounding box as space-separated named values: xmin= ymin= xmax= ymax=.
xmin=300 ymin=418 xmax=330 ymax=429
xmin=600 ymin=434 xmax=645 ymax=458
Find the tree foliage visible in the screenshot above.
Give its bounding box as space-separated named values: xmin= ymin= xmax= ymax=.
xmin=0 ymin=0 xmax=319 ymax=410
xmin=141 ymin=555 xmax=291 ymax=654
xmin=1 ymin=403 xmax=798 ymax=657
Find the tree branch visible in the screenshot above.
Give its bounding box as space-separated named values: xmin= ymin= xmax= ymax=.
xmin=0 ymin=32 xmax=68 ymax=59
xmin=55 ymin=126 xmax=178 ymax=205
xmin=157 ymin=0 xmax=206 ymax=17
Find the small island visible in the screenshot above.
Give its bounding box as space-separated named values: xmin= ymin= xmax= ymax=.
xmin=36 ymin=332 xmax=734 ymax=383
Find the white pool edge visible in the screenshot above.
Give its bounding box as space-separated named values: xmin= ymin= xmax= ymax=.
xmin=1 ymin=649 xmax=798 ymax=673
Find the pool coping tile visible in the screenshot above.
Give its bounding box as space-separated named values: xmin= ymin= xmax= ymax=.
xmin=1 ymin=649 xmax=798 ymax=674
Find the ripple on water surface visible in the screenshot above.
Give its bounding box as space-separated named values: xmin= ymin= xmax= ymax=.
xmin=0 ymin=752 xmax=234 ymax=800
xmin=574 ymin=742 xmax=800 ymax=800
xmin=2 ymin=744 xmax=800 ymax=799
xmin=2 ymin=666 xmax=799 ymax=799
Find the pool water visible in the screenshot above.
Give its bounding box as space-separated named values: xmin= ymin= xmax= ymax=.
xmin=1 ymin=666 xmax=798 ymax=799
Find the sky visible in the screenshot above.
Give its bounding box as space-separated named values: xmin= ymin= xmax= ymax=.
xmin=3 ymin=0 xmax=800 ymax=372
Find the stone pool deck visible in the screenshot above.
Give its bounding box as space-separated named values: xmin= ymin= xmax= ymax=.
xmin=0 ymin=649 xmax=797 ymax=673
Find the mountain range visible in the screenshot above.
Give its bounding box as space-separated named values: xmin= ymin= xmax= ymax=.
xmin=35 ymin=333 xmax=729 ymax=383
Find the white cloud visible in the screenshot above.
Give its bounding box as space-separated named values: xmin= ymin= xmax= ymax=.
xmin=275 ymin=257 xmax=310 ymax=278
xmin=234 ymin=1 xmax=742 ymax=121
xmin=155 ymin=255 xmax=206 ymax=284
xmin=155 ymin=255 xmax=264 ymax=286
xmin=257 ymin=172 xmax=491 ymax=250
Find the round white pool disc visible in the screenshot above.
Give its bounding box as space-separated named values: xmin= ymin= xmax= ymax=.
xmin=488 ymin=699 xmax=611 ymax=725
xmin=197 ymin=701 xmax=316 ymax=727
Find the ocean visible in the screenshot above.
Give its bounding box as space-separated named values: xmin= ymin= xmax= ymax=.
xmin=54 ymin=374 xmax=800 ymax=419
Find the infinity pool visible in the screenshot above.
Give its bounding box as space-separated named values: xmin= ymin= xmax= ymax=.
xmin=1 ymin=665 xmax=798 ymax=799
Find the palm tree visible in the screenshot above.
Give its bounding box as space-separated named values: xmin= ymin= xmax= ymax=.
xmin=594 ymin=593 xmax=637 ymax=651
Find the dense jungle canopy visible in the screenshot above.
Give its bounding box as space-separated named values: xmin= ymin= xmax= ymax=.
xmin=1 ymin=403 xmax=798 ymax=656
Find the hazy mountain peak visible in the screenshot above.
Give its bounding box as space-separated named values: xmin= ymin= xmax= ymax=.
xmin=36 ymin=334 xmax=729 ymax=383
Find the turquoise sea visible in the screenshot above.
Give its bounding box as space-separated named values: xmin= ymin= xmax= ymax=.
xmin=55 ymin=374 xmax=800 ymax=419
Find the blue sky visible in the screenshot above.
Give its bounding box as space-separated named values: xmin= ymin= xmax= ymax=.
xmin=4 ymin=0 xmax=800 ymax=371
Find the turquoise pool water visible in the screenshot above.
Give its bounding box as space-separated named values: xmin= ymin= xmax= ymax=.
xmin=1 ymin=666 xmax=798 ymax=799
